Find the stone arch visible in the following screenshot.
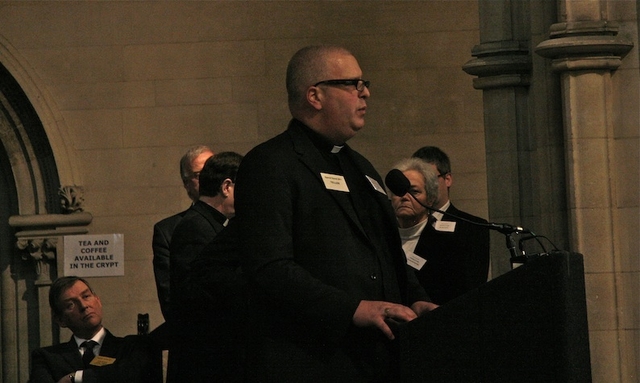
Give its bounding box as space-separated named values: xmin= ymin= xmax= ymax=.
xmin=0 ymin=34 xmax=81 ymax=189
xmin=0 ymin=36 xmax=91 ymax=381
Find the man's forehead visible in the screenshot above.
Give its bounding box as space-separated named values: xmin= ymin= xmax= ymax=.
xmin=61 ymin=281 xmax=91 ymax=299
xmin=326 ymin=53 xmax=360 ymax=75
xmin=190 ymin=151 xmax=214 ymax=170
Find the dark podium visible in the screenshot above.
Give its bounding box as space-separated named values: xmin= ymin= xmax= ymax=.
xmin=394 ymin=251 xmax=592 ymax=382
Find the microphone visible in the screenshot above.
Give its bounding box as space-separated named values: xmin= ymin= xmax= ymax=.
xmin=384 ymin=168 xmax=412 ymax=197
xmin=384 ymin=169 xmax=530 ymax=235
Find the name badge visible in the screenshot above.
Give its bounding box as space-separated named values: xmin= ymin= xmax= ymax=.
xmin=90 ymin=355 xmax=116 ymax=366
xmin=435 ymin=221 xmax=456 ymax=232
xmin=406 ymin=252 xmax=427 ymax=270
xmin=366 ymin=175 xmax=387 ymax=195
xmin=321 ymin=173 xmax=349 ymax=192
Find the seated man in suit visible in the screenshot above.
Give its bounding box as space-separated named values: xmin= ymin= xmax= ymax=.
xmin=29 ymin=276 xmax=162 ymax=383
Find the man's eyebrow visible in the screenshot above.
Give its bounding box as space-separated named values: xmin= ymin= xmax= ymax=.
xmin=63 ymin=288 xmax=92 ymax=300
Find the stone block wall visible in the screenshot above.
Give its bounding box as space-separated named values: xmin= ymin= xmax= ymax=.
xmin=0 ymin=1 xmax=486 ymax=338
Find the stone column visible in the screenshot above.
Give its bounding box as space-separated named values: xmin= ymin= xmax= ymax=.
xmin=463 ymin=0 xmax=567 ymax=276
xmin=6 ymin=186 xmax=92 ymax=381
xmin=10 ymin=212 xmax=93 ymax=347
xmin=535 ymin=1 xmax=634 ymax=381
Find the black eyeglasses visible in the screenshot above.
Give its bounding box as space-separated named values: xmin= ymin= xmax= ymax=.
xmin=313 ymin=79 xmax=370 ymax=92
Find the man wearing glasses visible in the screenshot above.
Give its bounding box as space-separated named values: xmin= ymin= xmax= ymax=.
xmin=149 ymin=145 xmax=213 ymax=354
xmin=234 ymin=45 xmax=437 ymax=382
xmin=152 ymin=145 xmax=213 ymax=321
xmin=410 ymin=146 xmax=491 ymax=304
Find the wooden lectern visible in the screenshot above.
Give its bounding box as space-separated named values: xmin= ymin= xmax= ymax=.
xmin=393 ymin=251 xmax=592 ymax=382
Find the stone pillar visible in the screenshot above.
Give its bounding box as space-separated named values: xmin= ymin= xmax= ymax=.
xmin=535 ymin=1 xmax=634 ymax=381
xmin=463 ymin=0 xmax=567 ymax=277
xmin=10 ymin=212 xmax=93 ymax=347
xmin=6 ymin=186 xmax=92 ymax=381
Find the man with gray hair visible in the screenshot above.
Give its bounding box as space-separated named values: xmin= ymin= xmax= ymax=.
xmin=152 ymin=145 xmax=213 ymax=320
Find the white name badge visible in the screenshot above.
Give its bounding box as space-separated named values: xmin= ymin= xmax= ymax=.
xmin=435 ymin=220 xmax=456 ymax=232
xmin=406 ymin=252 xmax=427 ymax=270
xmin=321 ymin=173 xmax=350 ymax=192
xmin=366 ymin=175 xmax=387 ymax=195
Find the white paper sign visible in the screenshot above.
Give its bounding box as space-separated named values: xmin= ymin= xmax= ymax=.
xmin=64 ymin=234 xmax=124 ymax=277
xmin=321 ymin=172 xmax=350 ymax=192
xmin=406 ymin=252 xmax=427 ymax=270
xmin=435 ymin=220 xmax=456 ymax=232
xmin=366 ymin=175 xmax=387 ymax=195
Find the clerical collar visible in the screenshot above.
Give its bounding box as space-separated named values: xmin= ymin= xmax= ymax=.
xmin=296 ymin=119 xmax=345 ymax=153
xmin=196 ymin=200 xmax=229 ymax=226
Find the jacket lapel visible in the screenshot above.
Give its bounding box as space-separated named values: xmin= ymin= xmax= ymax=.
xmin=193 ymin=201 xmax=225 ymax=234
xmin=97 ymin=330 xmax=122 ymax=358
xmin=288 ymin=124 xmax=368 ymax=239
xmin=62 ymin=338 xmax=83 ymax=370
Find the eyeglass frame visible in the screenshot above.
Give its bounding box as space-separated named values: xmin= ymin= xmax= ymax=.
xmin=313 ymin=79 xmax=371 ymax=92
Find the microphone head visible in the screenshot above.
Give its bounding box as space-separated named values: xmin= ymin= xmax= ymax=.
xmin=384 ymin=169 xmax=410 ymax=196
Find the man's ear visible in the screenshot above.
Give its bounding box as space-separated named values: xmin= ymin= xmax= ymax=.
xmin=221 ymin=178 xmax=234 ymax=197
xmin=306 ymin=86 xmax=323 ymax=111
xmin=444 ymin=173 xmax=453 ymax=188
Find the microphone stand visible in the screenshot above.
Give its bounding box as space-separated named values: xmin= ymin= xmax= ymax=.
xmin=384 ymin=168 xmax=556 ymax=268
xmin=413 ymin=197 xmax=528 ymax=260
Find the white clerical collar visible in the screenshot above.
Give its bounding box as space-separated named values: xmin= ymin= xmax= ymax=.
xmin=331 ymin=145 xmax=344 ymax=153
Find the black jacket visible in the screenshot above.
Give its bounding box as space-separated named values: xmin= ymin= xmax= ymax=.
xmin=235 ymin=120 xmax=429 ymax=382
xmin=413 ymin=203 xmax=490 ymax=305
xmin=29 ymin=330 xmax=162 ymax=383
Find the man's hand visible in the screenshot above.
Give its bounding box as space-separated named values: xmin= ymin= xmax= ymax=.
xmin=352 ymin=300 xmax=418 ymax=340
xmin=411 ymin=301 xmax=439 ymax=316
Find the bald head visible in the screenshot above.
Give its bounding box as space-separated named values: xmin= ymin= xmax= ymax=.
xmin=286 ymin=45 xmax=353 ymax=116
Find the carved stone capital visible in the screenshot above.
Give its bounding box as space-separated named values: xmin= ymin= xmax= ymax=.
xmin=59 ymin=185 xmax=85 ymax=214
xmin=16 ymin=237 xmax=58 ymax=285
xmin=463 ymin=40 xmax=532 ymax=89
xmin=10 ymin=211 xmax=93 ymax=285
xmin=16 ymin=237 xmax=57 ymax=261
xmin=535 ymin=21 xmax=634 ymax=72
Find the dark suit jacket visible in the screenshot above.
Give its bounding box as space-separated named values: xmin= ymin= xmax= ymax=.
xmin=29 ymin=330 xmax=162 ymax=383
xmin=152 ymin=210 xmax=188 ymax=320
xmin=174 ymin=220 xmax=248 ymax=382
xmin=235 ymin=119 xmax=429 ymax=382
xmin=413 ymin=203 xmax=490 ymax=305
xmin=167 ymin=200 xmax=227 ymax=382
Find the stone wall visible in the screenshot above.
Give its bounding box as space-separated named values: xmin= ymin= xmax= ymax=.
xmin=0 ymin=0 xmax=485 ymax=347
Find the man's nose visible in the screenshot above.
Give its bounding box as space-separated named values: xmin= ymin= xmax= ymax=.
xmin=359 ymin=85 xmax=370 ymax=98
